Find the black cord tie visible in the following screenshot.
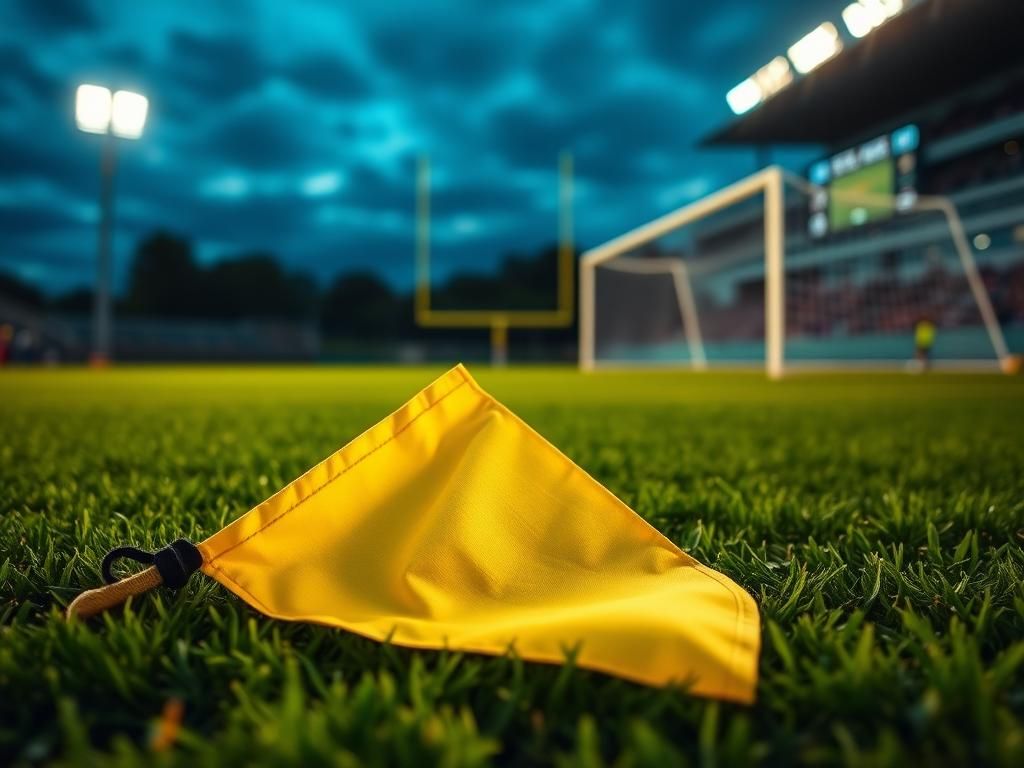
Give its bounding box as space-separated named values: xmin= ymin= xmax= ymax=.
xmin=102 ymin=539 xmax=203 ymax=589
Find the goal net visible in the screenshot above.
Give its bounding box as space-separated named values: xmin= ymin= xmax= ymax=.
xmin=580 ymin=167 xmax=1016 ymax=375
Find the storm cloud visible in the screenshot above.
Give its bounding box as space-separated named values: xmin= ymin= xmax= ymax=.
xmin=0 ymin=0 xmax=833 ymax=294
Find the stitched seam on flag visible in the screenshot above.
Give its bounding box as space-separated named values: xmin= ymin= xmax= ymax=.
xmin=695 ymin=564 xmax=746 ymax=699
xmin=205 ymin=375 xmax=470 ymax=565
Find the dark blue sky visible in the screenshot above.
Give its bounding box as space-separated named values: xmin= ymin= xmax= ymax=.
xmin=0 ymin=0 xmax=847 ymax=294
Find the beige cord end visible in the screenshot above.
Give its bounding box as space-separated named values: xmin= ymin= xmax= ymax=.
xmin=66 ymin=565 xmax=163 ymax=620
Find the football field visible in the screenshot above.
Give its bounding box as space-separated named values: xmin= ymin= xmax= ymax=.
xmin=1 ymin=367 xmax=1022 ymax=765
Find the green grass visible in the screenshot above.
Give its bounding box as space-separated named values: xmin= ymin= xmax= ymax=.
xmin=1 ymin=366 xmax=1023 ymax=767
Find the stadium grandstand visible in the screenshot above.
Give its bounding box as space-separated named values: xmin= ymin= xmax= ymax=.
xmin=582 ymin=0 xmax=1024 ymax=374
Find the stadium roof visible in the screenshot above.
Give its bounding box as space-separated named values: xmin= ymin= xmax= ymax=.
xmin=702 ymin=0 xmax=1024 ymax=147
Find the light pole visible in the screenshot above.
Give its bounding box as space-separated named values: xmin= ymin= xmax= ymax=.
xmin=75 ymin=84 xmax=148 ymax=365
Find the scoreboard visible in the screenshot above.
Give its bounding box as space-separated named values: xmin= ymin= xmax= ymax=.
xmin=807 ymin=123 xmax=919 ymax=238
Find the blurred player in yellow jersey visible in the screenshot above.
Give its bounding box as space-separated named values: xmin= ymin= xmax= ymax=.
xmin=914 ymin=317 xmax=936 ymax=372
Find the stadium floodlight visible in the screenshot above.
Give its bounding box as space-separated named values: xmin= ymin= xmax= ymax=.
xmin=726 ymin=57 xmax=793 ymax=115
xmin=75 ymin=83 xmax=149 ymax=365
xmin=76 ymin=85 xmax=148 ymax=139
xmin=843 ymin=0 xmax=903 ymax=38
xmin=110 ymin=90 xmax=149 ymax=139
xmin=726 ymin=78 xmax=762 ymax=115
xmin=787 ymin=22 xmax=842 ymax=75
xmin=842 ymin=4 xmax=874 ymax=38
xmin=75 ymin=84 xmax=112 ymax=134
xmin=754 ymin=56 xmax=793 ymax=97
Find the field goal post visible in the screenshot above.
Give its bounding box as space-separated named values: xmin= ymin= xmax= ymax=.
xmin=416 ymin=153 xmax=575 ymax=365
xmin=579 ymin=166 xmax=1013 ymax=376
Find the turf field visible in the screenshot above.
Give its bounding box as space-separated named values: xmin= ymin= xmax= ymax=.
xmin=1 ymin=366 xmax=1022 ymax=766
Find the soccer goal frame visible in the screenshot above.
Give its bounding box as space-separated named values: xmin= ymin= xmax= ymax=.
xmin=578 ymin=165 xmax=1013 ymax=377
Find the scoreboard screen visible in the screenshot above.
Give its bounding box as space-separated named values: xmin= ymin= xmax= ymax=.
xmin=807 ymin=124 xmax=919 ymax=238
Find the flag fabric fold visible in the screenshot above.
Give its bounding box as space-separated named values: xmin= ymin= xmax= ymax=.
xmin=198 ymin=364 xmax=760 ymax=702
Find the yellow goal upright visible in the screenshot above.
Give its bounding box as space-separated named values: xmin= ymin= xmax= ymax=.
xmin=415 ymin=153 xmax=574 ymax=365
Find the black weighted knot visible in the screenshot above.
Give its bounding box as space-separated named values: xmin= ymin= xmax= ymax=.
xmin=102 ymin=539 xmax=203 ymax=589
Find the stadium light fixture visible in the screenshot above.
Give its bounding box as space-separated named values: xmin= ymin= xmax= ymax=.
xmin=75 ymin=83 xmax=149 ymax=365
xmin=726 ymin=3 xmax=903 ymax=117
xmin=110 ymin=90 xmax=149 ymax=139
xmin=755 ymin=56 xmax=793 ymax=97
xmin=76 ymin=84 xmax=149 ymax=139
xmin=842 ymin=0 xmax=903 ymax=39
xmin=787 ymin=22 xmax=842 ymax=75
xmin=726 ymin=78 xmax=762 ymax=115
xmin=75 ymin=84 xmax=113 ymax=134
xmin=726 ymin=57 xmax=793 ymax=115
xmin=841 ymin=4 xmax=874 ymax=38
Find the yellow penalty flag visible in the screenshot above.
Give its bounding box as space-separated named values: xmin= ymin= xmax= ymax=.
xmin=72 ymin=365 xmax=760 ymax=703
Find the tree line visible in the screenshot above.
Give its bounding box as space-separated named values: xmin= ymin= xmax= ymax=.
xmin=1 ymin=231 xmax=577 ymax=344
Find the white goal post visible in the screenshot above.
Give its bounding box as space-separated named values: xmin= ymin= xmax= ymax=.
xmin=579 ymin=166 xmax=1014 ymax=377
